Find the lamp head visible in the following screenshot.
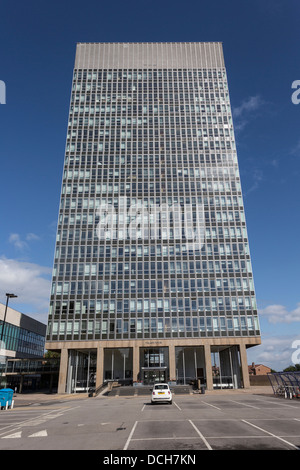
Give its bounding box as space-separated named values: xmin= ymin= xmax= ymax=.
xmin=5 ymin=293 xmax=18 ymax=299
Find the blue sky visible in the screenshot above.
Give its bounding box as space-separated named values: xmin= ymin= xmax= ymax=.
xmin=0 ymin=0 xmax=299 ymax=371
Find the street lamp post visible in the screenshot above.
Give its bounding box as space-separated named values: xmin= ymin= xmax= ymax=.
xmin=0 ymin=293 xmax=18 ymax=344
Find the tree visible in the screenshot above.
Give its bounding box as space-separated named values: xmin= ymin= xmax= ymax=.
xmin=283 ymin=364 xmax=300 ymax=372
xmin=44 ymin=350 xmax=60 ymax=359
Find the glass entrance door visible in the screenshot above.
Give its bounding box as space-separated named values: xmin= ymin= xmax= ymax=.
xmin=142 ymin=369 xmax=166 ymax=385
xmin=140 ymin=347 xmax=169 ymax=385
xmin=66 ymin=350 xmax=97 ymax=394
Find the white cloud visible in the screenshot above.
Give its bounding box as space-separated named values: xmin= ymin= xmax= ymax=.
xmin=233 ymin=95 xmax=264 ymax=118
xmin=271 ymin=159 xmax=279 ymax=168
xmin=9 ymin=233 xmax=28 ymax=250
xmin=243 ymin=167 xmax=263 ymax=196
xmin=26 ymin=233 xmax=40 ymax=241
xmin=290 ymin=139 xmax=300 ymax=157
xmin=232 ymin=95 xmax=265 ymax=133
xmin=259 ymin=303 xmax=300 ymax=324
xmin=248 ymin=302 xmax=300 ymax=370
xmin=0 ymin=257 xmax=51 ymax=319
xmin=9 ymin=232 xmax=40 ymax=251
xmin=247 ymin=334 xmax=300 ymax=372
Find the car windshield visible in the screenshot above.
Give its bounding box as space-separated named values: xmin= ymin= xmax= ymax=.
xmin=154 ymin=385 xmax=168 ymax=390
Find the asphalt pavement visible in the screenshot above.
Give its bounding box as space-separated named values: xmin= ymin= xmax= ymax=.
xmin=1 ymin=385 xmax=300 ymax=452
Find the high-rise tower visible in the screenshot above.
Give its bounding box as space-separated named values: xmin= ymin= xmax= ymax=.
xmin=46 ymin=43 xmax=261 ymax=393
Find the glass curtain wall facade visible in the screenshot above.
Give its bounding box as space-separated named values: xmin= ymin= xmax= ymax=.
xmin=46 ymin=43 xmax=261 ymax=392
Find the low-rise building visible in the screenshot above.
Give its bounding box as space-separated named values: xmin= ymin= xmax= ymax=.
xmin=0 ymin=303 xmax=47 ymax=390
xmin=0 ymin=303 xmax=46 ymax=360
xmin=248 ymin=362 xmax=271 ymax=376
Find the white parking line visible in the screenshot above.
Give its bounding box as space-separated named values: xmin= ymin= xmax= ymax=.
xmin=173 ymin=401 xmax=182 ymax=411
xmin=189 ymin=420 xmax=212 ymax=450
xmin=2 ymin=431 xmax=22 ymax=439
xmin=123 ymin=420 xmax=138 ymax=450
xmin=201 ymin=401 xmax=222 ymax=411
xmin=130 ymin=436 xmax=200 ymax=441
xmin=230 ymin=400 xmax=260 ymax=409
xmin=29 ymin=430 xmax=48 ymax=437
xmin=253 ymin=398 xmax=300 ymax=409
xmin=0 ymin=409 xmax=61 ymax=437
xmin=242 ymin=419 xmax=299 ymax=450
xmin=0 ymin=406 xmax=79 ymax=438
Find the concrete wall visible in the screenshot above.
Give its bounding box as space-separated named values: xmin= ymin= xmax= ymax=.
xmin=249 ymin=375 xmax=271 ymax=386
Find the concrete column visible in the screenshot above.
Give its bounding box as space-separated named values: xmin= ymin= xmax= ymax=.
xmin=239 ymin=343 xmax=250 ymax=388
xmin=168 ymin=343 xmax=176 ymax=382
xmin=57 ymin=348 xmax=68 ymax=394
xmin=96 ymin=343 xmax=104 ymax=389
xmin=19 ymin=375 xmax=24 ymax=394
xmin=204 ymin=343 xmax=213 ymax=390
xmin=132 ymin=345 xmax=140 ymax=383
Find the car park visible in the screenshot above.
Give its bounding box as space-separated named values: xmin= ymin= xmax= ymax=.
xmin=151 ymin=383 xmax=172 ymax=404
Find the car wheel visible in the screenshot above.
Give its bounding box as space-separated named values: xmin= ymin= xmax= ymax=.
xmin=169 ymin=400 xmax=172 ymax=405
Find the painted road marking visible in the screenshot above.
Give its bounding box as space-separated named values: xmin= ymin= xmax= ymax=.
xmin=123 ymin=420 xmax=138 ymax=450
xmin=29 ymin=430 xmax=48 ymax=437
xmin=189 ymin=420 xmax=212 ymax=450
xmin=242 ymin=419 xmax=299 ymax=450
xmin=201 ymin=401 xmax=222 ymax=411
xmin=230 ymin=400 xmax=260 ymax=409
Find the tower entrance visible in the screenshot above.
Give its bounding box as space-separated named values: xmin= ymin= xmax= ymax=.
xmin=141 ymin=367 xmax=167 ymax=385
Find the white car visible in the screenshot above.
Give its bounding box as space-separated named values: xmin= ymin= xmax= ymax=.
xmin=151 ymin=383 xmax=173 ymax=404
